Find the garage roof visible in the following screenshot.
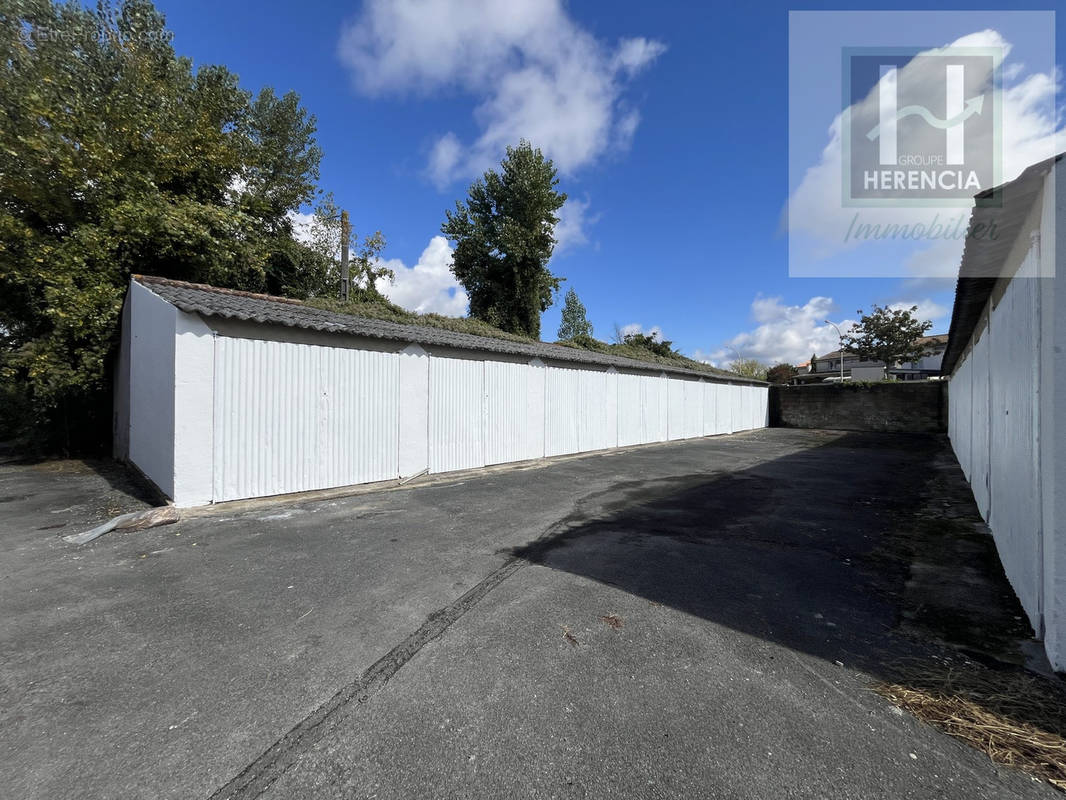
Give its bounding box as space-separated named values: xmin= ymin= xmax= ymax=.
xmin=941 ymin=153 xmax=1061 ymax=375
xmin=136 ymin=276 xmax=764 ymax=386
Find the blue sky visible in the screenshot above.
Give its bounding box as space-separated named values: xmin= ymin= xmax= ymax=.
xmin=155 ymin=0 xmax=1062 ymax=366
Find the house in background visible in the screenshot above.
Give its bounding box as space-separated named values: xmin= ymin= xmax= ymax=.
xmin=791 ymin=334 xmax=948 ymax=384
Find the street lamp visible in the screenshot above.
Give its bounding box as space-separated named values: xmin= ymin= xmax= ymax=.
xmin=824 ymin=320 xmax=845 ymax=381
xmin=724 ymin=343 xmax=742 ymax=369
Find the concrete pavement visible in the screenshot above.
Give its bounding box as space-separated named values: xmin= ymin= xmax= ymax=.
xmin=1 ymin=430 xmax=1054 ymax=799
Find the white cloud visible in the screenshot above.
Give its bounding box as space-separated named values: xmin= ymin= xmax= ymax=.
xmin=619 ymin=323 xmax=663 ymax=342
xmin=699 ymin=294 xmax=952 ymax=368
xmin=787 ymin=29 xmax=1063 ymax=277
xmin=338 ymin=0 xmax=666 ymax=188
xmin=887 ymin=299 xmax=951 ymax=328
xmin=288 ymin=210 xmax=316 ymax=246
xmin=375 ymin=235 xmax=469 ymax=316
xmin=553 ymin=195 xmax=598 ymax=254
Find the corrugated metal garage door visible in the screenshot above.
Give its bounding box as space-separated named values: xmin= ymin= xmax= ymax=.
xmin=430 ymin=356 xmax=485 ymax=474
xmin=212 ymin=336 xmax=399 ymax=502
xmin=545 ymin=366 xmax=581 ymax=456
xmin=578 ymin=369 xmax=616 ymax=452
xmin=484 ymin=360 xmax=534 ymax=466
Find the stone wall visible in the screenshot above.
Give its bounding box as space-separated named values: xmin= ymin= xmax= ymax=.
xmin=770 ymin=382 xmax=946 ymax=433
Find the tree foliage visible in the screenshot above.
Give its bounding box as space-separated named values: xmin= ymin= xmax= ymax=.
xmin=0 ymin=0 xmax=331 ymax=451
xmin=622 ymin=332 xmax=677 ymax=358
xmin=840 ymin=305 xmax=934 ymax=376
xmin=728 ymin=358 xmax=768 ymax=381
xmin=441 ymin=141 xmax=566 ymax=338
xmin=305 ymin=194 xmax=392 ymax=302
xmin=766 ymin=363 xmax=797 ymax=384
xmin=557 ymin=288 xmax=593 ymax=342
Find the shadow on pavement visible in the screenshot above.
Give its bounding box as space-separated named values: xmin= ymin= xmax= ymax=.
xmin=512 ymin=430 xmax=1066 ymax=764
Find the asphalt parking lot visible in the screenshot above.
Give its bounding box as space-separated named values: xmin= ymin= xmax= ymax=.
xmin=1 ymin=429 xmax=1055 ymax=799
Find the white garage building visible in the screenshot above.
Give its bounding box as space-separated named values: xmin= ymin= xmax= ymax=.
xmin=114 ymin=276 xmax=768 ymax=507
xmin=943 ymin=154 xmax=1064 ymax=670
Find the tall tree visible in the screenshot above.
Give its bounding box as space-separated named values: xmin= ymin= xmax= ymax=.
xmin=557 ymin=288 xmax=593 ymax=341
xmin=441 ymin=141 xmax=566 ymax=338
xmin=0 ymin=0 xmax=326 ymax=451
xmin=841 ymin=305 xmax=933 ymax=378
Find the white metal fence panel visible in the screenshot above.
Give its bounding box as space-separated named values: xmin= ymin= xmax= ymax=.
xmin=545 ymin=366 xmax=582 ymax=456
xmin=209 ymin=336 xmax=768 ymax=503
xmin=730 ymin=384 xmax=744 ymax=433
xmin=667 ymin=379 xmax=686 ymax=440
xmin=430 ymin=357 xmax=485 ymax=474
xmin=680 ymin=380 xmax=703 ymax=439
xmin=951 ymin=353 xmax=973 ymax=480
xmin=970 ymin=324 xmax=992 ymax=518
xmin=643 ymin=374 xmax=668 ymax=443
xmin=577 ymin=369 xmax=616 ymax=452
xmin=616 ymin=373 xmax=644 ymax=447
xmin=701 ymin=382 xmax=716 ymax=436
xmin=755 ymin=385 xmax=769 ymax=427
xmin=213 ymin=337 xmax=399 ymax=502
xmin=988 ymin=273 xmax=1042 ymax=622
xmin=714 ymin=383 xmax=733 ymax=435
xmin=484 ymin=360 xmax=535 ymax=466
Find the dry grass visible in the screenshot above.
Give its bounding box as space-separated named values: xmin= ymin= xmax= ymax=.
xmin=874 ymin=662 xmax=1066 ymax=790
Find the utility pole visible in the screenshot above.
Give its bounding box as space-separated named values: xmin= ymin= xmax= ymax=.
xmin=825 ymin=320 xmax=845 ymax=381
xmin=339 ymin=209 xmax=351 ymax=302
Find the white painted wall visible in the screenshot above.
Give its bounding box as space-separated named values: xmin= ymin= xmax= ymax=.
xmin=125 ymin=282 xmax=769 ymax=508
xmin=212 ymin=335 xmax=399 ymax=503
xmin=947 ymin=166 xmax=1065 ymax=670
xmin=127 ymin=282 xmax=177 ymax=499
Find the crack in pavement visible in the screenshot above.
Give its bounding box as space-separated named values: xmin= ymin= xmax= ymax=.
xmin=208 ymin=553 xmax=528 ymax=800
xmin=206 ymin=479 xmax=647 ymax=800
xmin=207 ymin=470 xmax=749 ymax=799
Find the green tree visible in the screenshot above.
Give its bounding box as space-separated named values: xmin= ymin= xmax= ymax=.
xmin=441 ymin=141 xmax=566 ymax=338
xmin=766 ymin=363 xmax=797 ymax=384
xmin=302 ymin=194 xmax=392 ymax=302
xmin=623 ymin=332 xmax=678 ymax=358
xmin=841 ymin=305 xmax=934 ymax=378
xmin=557 ymin=288 xmax=593 ymax=342
xmin=729 ymin=358 xmax=768 ymax=381
xmin=0 ymin=0 xmax=326 ymax=451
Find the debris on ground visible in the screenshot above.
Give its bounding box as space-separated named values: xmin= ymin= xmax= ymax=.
xmin=874 ymin=660 xmax=1066 ymax=791
xmin=600 ymin=614 xmax=624 ymax=629
xmin=560 ymin=625 xmax=579 ymax=646
xmin=63 ymin=506 xmax=180 ymax=545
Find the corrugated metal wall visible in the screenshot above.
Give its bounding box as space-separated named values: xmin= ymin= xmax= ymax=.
xmin=430 ymin=356 xmax=485 ymax=474
xmin=213 ymin=337 xmax=399 ymax=502
xmin=987 ymin=270 xmax=1043 ymax=618
xmin=947 ymin=234 xmax=1046 ymax=635
xmin=211 ymin=340 xmax=768 ymax=503
xmin=545 ymin=366 xmax=582 ymax=457
xmin=484 ymin=360 xmax=534 ymax=466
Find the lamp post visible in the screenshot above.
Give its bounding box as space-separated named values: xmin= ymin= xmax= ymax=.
xmin=824 ymin=320 xmax=845 ymax=381
xmin=725 ymin=344 xmax=742 ymax=369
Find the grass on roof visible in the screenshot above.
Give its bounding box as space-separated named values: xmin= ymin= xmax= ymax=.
xmin=304 ymin=295 xmax=736 ymax=378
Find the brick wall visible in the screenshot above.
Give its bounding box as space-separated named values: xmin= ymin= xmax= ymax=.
xmin=770 ymin=382 xmax=946 ymax=433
